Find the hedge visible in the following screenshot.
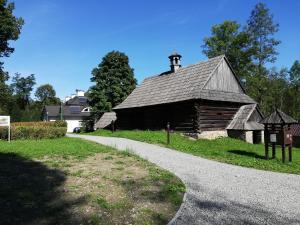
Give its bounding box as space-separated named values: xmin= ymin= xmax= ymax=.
xmin=12 ymin=121 xmax=67 ymax=128
xmin=0 ymin=121 xmax=67 ymax=140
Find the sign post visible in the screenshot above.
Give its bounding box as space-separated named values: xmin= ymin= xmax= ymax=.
xmin=0 ymin=116 xmax=10 ymax=142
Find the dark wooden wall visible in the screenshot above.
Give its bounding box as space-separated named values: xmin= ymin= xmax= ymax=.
xmin=116 ymin=100 xmax=244 ymax=132
xmin=115 ymin=101 xmax=197 ymax=132
xmin=196 ymin=100 xmax=242 ymax=131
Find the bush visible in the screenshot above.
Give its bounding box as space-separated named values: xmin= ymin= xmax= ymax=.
xmin=12 ymin=121 xmax=67 ymax=128
xmin=0 ymin=121 xmax=67 ymax=140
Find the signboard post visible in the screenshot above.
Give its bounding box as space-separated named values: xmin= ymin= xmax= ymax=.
xmin=0 ymin=116 xmax=10 ymax=142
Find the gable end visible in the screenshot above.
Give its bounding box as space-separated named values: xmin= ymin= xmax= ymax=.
xmin=203 ymin=57 xmax=244 ymax=94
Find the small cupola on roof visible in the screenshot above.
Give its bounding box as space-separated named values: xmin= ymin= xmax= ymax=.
xmin=168 ymin=50 xmax=182 ymax=72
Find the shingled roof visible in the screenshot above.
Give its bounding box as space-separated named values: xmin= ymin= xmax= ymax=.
xmin=114 ymin=55 xmax=255 ymax=110
xmin=227 ymin=104 xmax=264 ymax=130
xmin=261 ymin=109 xmax=298 ymax=124
xmin=45 ymin=105 xmax=90 ymax=118
xmin=94 ymin=112 xmax=116 ymax=129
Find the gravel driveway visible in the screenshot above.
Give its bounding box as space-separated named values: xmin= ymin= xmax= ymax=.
xmin=68 ymin=134 xmax=300 ymax=225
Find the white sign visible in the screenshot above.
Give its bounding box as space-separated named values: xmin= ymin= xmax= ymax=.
xmin=0 ymin=116 xmax=10 ymax=142
xmin=0 ymin=116 xmax=10 ymax=127
xmin=270 ymin=134 xmax=277 ymax=143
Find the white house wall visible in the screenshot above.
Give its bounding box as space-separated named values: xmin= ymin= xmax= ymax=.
xmin=65 ymin=120 xmax=82 ymax=132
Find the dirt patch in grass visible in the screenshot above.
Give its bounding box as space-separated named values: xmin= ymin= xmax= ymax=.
xmin=1 ymin=150 xmax=184 ymax=225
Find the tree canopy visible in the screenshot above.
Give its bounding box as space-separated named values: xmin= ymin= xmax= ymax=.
xmin=10 ymin=73 xmax=36 ymax=110
xmin=0 ymin=0 xmax=24 ymax=114
xmin=35 ymin=84 xmax=60 ymax=105
xmin=202 ymin=20 xmax=253 ymax=80
xmin=201 ymin=2 xmax=297 ymax=118
xmin=245 ymin=2 xmax=280 ymax=67
xmin=0 ymin=0 xmax=24 ymax=58
xmin=89 ymin=51 xmax=137 ymax=117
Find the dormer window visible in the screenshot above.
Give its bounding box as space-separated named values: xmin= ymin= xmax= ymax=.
xmin=82 ymin=107 xmax=91 ymax=112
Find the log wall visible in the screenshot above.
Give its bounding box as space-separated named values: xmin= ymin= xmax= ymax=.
xmin=116 ymin=100 xmax=245 ymax=132
xmin=196 ymin=100 xmax=242 ymax=131
xmin=115 ymin=101 xmax=197 ymax=132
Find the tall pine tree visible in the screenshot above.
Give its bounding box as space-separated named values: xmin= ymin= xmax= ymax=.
xmin=245 ymin=2 xmax=280 ymax=110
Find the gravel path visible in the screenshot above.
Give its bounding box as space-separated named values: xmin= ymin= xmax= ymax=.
xmin=68 ymin=134 xmax=300 ymax=225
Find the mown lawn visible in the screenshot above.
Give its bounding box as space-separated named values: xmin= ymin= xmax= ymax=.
xmin=0 ymin=137 xmax=185 ymax=225
xmin=89 ymin=129 xmax=300 ymax=175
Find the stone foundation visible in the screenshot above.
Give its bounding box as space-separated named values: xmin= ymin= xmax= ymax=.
xmin=197 ymin=130 xmax=228 ymax=140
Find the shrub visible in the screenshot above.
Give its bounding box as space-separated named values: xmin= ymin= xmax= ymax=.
xmin=0 ymin=121 xmax=67 ymax=140
xmin=11 ymin=121 xmax=67 ymax=128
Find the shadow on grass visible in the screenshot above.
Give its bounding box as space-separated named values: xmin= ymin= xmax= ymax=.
xmin=0 ymin=153 xmax=86 ymax=225
xmin=228 ymin=150 xmax=265 ymax=159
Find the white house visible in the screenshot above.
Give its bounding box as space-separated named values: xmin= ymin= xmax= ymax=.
xmin=44 ymin=89 xmax=91 ymax=132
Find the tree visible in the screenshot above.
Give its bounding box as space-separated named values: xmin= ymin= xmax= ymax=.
xmin=266 ymin=68 xmax=289 ymax=113
xmin=245 ymin=3 xmax=280 ymax=110
xmin=0 ymin=62 xmax=11 ymax=114
xmin=90 ymin=50 xmax=137 ymax=114
xmin=289 ymin=60 xmax=300 ymax=87
xmin=10 ymin=73 xmax=36 ymax=109
xmin=0 ymin=0 xmax=24 ymax=57
xmin=245 ymin=2 xmax=280 ymax=68
xmin=288 ymin=60 xmax=300 ymax=119
xmin=202 ymin=20 xmax=253 ymax=80
xmin=35 ymin=84 xmax=60 ymax=105
xmin=0 ymin=0 xmax=24 ymax=114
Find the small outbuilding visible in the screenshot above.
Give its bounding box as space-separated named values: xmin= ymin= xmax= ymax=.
xmin=226 ymin=104 xmax=264 ymax=143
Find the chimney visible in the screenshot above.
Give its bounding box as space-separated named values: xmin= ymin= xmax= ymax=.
xmin=168 ymin=50 xmax=182 ymax=72
xmin=76 ymin=89 xmax=85 ymax=97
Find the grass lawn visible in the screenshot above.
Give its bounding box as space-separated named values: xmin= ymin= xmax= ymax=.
xmin=88 ymin=129 xmax=300 ymax=175
xmin=0 ymin=137 xmax=184 ymax=225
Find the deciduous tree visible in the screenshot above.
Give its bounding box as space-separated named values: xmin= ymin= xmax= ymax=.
xmin=90 ymin=51 xmax=137 ymax=115
xmin=0 ymin=0 xmax=24 ymax=114
xmin=202 ymin=20 xmax=253 ymax=80
xmin=10 ymin=73 xmax=36 ymax=110
xmin=35 ymin=84 xmax=60 ymax=105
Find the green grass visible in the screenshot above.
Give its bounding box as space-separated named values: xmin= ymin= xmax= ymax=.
xmin=0 ymin=137 xmax=185 ymax=225
xmin=0 ymin=137 xmax=112 ymax=159
xmin=88 ymin=129 xmax=300 ymax=175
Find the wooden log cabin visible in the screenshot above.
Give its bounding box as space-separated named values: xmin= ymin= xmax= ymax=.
xmin=114 ymin=52 xmax=264 ymax=143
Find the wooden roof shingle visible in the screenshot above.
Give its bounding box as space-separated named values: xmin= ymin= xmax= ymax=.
xmin=227 ymin=104 xmax=264 ymax=130
xmin=261 ymin=109 xmax=297 ymax=124
xmin=94 ymin=112 xmax=117 ymax=129
xmin=114 ymin=55 xmax=255 ymax=110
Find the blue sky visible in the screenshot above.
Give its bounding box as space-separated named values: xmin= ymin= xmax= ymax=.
xmin=3 ymin=0 xmax=300 ymax=99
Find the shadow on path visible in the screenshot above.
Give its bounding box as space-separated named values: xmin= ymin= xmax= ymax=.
xmin=172 ymin=192 xmax=300 ymax=225
xmin=0 ymin=153 xmax=86 ymax=225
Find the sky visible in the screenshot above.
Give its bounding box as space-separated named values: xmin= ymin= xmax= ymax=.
xmin=3 ymin=0 xmax=300 ymax=99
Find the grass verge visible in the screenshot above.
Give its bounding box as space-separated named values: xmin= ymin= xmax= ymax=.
xmin=0 ymin=137 xmax=185 ymax=225
xmin=87 ymin=129 xmax=300 ymax=175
